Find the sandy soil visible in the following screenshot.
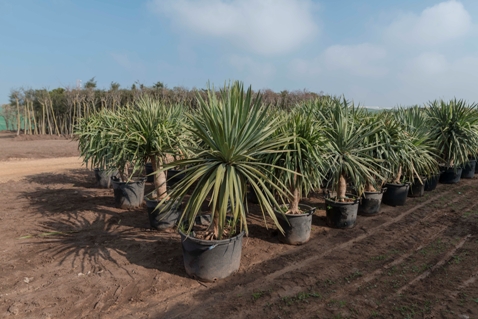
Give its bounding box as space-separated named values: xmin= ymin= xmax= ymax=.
xmin=1 ymin=133 xmax=478 ymax=318
xmin=0 ymin=132 xmax=79 ymax=161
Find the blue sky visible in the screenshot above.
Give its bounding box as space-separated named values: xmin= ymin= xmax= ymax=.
xmin=1 ymin=0 xmax=478 ymax=107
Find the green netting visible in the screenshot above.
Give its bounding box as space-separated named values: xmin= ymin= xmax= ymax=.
xmin=0 ymin=116 xmax=6 ymax=131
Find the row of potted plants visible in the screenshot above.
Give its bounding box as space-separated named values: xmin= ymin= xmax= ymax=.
xmin=76 ymin=82 xmax=478 ymax=282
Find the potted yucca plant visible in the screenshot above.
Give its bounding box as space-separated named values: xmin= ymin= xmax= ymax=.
xmin=267 ymin=106 xmax=325 ymax=244
xmin=353 ymin=112 xmax=389 ymax=216
xmin=160 ymin=81 xmax=290 ymax=281
xmin=314 ymin=97 xmax=384 ymax=228
xmin=379 ymin=109 xmax=438 ymax=206
xmin=426 ymin=99 xmax=478 ymax=184
xmin=119 ymin=97 xmax=189 ymax=229
xmin=77 ymin=110 xmax=119 ymax=189
xmin=394 ymin=106 xmax=439 ymax=197
xmin=76 ymin=108 xmax=145 ymax=208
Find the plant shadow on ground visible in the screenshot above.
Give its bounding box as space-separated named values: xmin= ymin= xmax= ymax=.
xmin=25 ymin=169 xmax=97 ymax=188
xmin=26 ymin=213 xmax=188 ymax=279
xmin=21 ymin=170 xmax=153 ymax=229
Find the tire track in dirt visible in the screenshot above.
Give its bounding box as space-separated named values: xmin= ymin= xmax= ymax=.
xmin=166 ymin=180 xmax=473 ymax=318
xmin=343 ymin=224 xmax=450 ymax=292
xmin=396 ymin=234 xmax=471 ymax=295
xmin=449 ymin=268 xmax=478 ymax=298
xmin=297 ymin=186 xmax=478 ymax=318
xmin=0 ymin=157 xmax=83 ymax=183
xmin=235 ymin=182 xmax=476 ymax=318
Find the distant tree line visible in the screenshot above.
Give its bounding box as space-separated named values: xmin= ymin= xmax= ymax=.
xmin=0 ymin=78 xmax=325 ymax=136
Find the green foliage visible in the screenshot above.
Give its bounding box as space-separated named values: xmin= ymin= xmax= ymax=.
xmin=76 ymin=108 xmax=131 ymax=177
xmin=76 ymin=97 xmax=189 ymax=192
xmin=426 ymin=98 xmax=478 ymax=168
xmin=266 ymin=106 xmax=325 ymax=210
xmin=110 ymin=82 xmax=120 ymax=91
xmin=84 ymin=77 xmax=97 ymax=89
xmin=312 ymin=97 xmax=385 ymax=197
xmin=121 ymin=97 xmax=189 ymax=168
xmin=376 ymin=106 xmax=439 ymax=183
xmin=161 ymin=81 xmax=291 ymax=239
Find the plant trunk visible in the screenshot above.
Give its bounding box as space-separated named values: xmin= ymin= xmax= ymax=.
xmin=365 ymin=182 xmax=376 ymax=192
xmin=393 ymin=166 xmax=402 ymax=184
xmin=41 ymin=102 xmax=46 ymax=134
xmin=213 ymin=213 xmax=220 ymax=240
xmin=151 ymin=156 xmax=168 ymax=200
xmin=288 ymin=187 xmax=301 ymax=214
xmin=288 ymin=170 xmax=301 ymax=214
xmin=337 ymin=174 xmax=346 ymax=202
xmin=15 ymin=97 xmax=20 ymax=136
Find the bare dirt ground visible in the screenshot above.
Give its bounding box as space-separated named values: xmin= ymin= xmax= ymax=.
xmin=1 ymin=132 xmax=478 ymax=319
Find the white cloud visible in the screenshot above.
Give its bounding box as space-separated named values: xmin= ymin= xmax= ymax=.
xmin=404 ymin=52 xmax=449 ymax=76
xmin=399 ymin=53 xmax=478 ymax=97
xmin=289 ymin=58 xmax=321 ymax=77
xmin=228 ymin=55 xmax=275 ymax=78
xmin=288 ymin=43 xmax=387 ymax=78
xmin=323 ymin=43 xmax=388 ymax=77
xmin=385 ymin=0 xmax=472 ymax=45
xmin=149 ymin=0 xmax=319 ymax=56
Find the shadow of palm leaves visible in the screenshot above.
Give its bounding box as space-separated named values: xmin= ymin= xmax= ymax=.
xmin=26 ymin=212 xmax=186 ymax=278
xmin=24 ymin=169 xmax=96 ymax=188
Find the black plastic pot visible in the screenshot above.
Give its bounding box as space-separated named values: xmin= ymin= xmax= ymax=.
xmin=461 ymin=160 xmax=476 ymax=179
xmin=167 ymin=169 xmax=185 ymax=187
xmin=111 ymin=177 xmax=146 ymax=208
xmin=408 ymin=178 xmax=426 ymax=198
xmin=180 ymin=223 xmax=244 ymax=282
xmin=424 ymin=174 xmax=440 ymax=191
xmin=144 ymin=197 xmax=181 ymax=230
xmin=439 ymin=167 xmax=462 ymax=184
xmin=358 ymin=188 xmax=386 ymax=216
xmin=145 ymin=163 xmax=154 ymax=183
xmin=325 ymin=195 xmax=359 ymax=229
xmin=274 ymin=204 xmax=315 ymax=245
xmin=382 ymin=183 xmax=409 ymax=206
xmin=94 ymin=168 xmax=118 ymax=188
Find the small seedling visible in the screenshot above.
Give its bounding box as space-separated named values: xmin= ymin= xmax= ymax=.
xmin=344 ymin=270 xmax=362 ymax=283
xmin=251 ymin=291 xmax=265 ymax=301
xmin=281 ymin=291 xmax=321 ymax=306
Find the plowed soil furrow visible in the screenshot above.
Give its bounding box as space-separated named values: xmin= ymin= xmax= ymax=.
xmin=396 ymin=234 xmax=471 ymax=295
xmin=164 ymin=180 xmax=476 ymax=318
xmin=449 ymin=268 xmax=478 ymax=298
xmin=229 ymin=184 xmax=477 ymax=319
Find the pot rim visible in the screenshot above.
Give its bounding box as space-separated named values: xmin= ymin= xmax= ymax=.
xmin=111 ymin=176 xmax=146 ymax=184
xmin=179 ymin=229 xmax=245 ymax=245
xmin=274 ymin=204 xmax=316 ymax=217
xmin=384 ymin=182 xmax=410 ymax=188
xmin=325 ymin=194 xmax=359 ymax=205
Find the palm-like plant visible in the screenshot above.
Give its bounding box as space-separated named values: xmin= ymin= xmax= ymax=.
xmin=390 ymin=106 xmax=439 ymax=182
xmin=426 ymin=99 xmax=478 ymax=169
xmin=161 ymin=81 xmax=290 ymax=240
xmin=76 ymin=108 xmax=132 ymax=180
xmin=315 ymin=97 xmax=384 ymax=201
xmin=268 ymin=107 xmax=325 ymax=213
xmin=121 ymin=98 xmax=189 ymax=200
xmin=374 ymin=108 xmax=438 ymax=185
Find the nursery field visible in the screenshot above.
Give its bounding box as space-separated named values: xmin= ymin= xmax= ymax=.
xmin=1 ymin=135 xmax=478 ymax=319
